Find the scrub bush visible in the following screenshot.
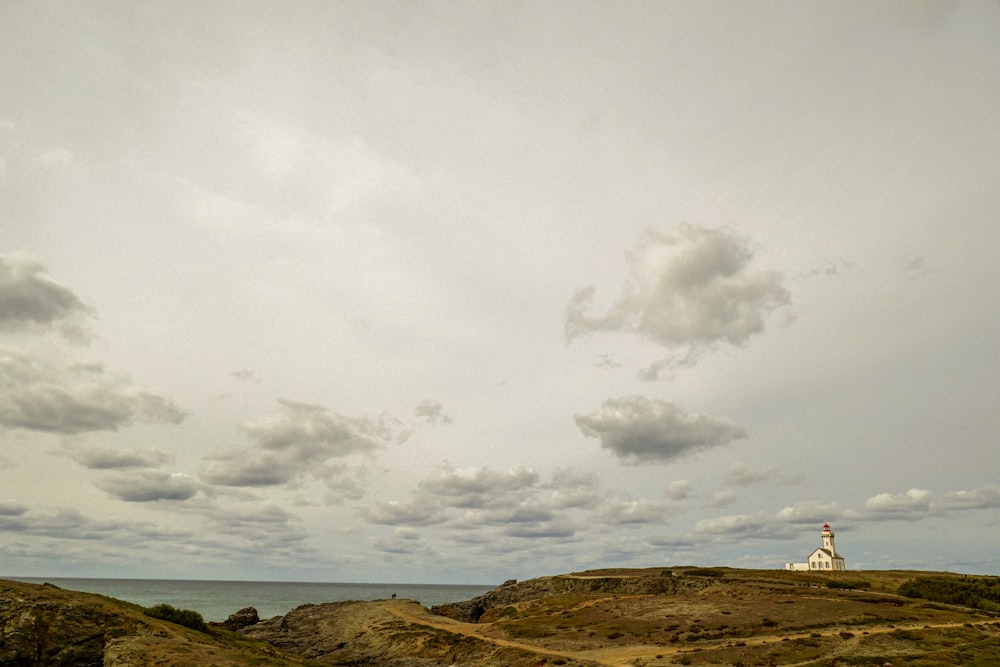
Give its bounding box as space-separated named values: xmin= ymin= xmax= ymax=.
xmin=145 ymin=603 xmax=208 ymax=632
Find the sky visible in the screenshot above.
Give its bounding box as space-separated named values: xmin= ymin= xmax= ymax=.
xmin=1 ymin=1 xmax=999 ymax=584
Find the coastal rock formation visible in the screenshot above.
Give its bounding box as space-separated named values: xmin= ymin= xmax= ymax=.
xmin=215 ymin=606 xmax=260 ymax=630
xmin=432 ymin=569 xmax=715 ymax=622
xmin=241 ymin=599 xmax=561 ymax=666
xmin=0 ymin=579 xmax=304 ymax=666
xmin=0 ymin=581 xmax=141 ymax=666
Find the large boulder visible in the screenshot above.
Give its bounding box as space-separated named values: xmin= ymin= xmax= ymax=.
xmin=217 ymin=606 xmax=260 ymax=630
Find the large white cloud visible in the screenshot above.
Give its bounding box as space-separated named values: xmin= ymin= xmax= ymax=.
xmin=0 ymin=350 xmax=186 ymax=434
xmin=566 ymin=226 xmax=790 ymax=371
xmin=860 ymin=488 xmax=934 ymax=520
xmin=574 ymin=395 xmax=747 ymax=464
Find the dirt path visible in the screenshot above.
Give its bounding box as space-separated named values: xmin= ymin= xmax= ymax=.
xmin=380 ymin=600 xmax=611 ymax=665
xmin=380 ymin=600 xmax=990 ymax=667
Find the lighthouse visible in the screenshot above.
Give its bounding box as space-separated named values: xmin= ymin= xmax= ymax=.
xmin=821 ymin=523 xmax=836 ymax=554
xmin=785 ymin=523 xmax=847 ymax=571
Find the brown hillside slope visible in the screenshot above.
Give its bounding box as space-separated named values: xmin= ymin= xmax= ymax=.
xmin=0 ymin=579 xmax=306 ymax=666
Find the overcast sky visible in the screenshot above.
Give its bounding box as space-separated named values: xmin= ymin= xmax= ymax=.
xmin=2 ymin=1 xmax=998 ymax=584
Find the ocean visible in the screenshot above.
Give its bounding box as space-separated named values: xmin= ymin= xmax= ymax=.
xmin=8 ymin=577 xmax=496 ymax=622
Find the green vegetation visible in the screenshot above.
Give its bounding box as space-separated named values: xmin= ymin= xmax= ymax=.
xmin=826 ymin=579 xmax=871 ymax=590
xmin=684 ymin=568 xmax=724 ymax=578
xmin=145 ymin=603 xmax=209 ymax=632
xmin=897 ymin=575 xmax=1000 ymax=612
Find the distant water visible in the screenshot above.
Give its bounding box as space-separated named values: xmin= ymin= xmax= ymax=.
xmin=8 ymin=577 xmax=495 ymax=622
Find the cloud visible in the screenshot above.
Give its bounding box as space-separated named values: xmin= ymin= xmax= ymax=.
xmin=566 ymin=226 xmax=790 ymax=366
xmin=593 ymin=498 xmax=671 ymax=525
xmin=243 ymin=399 xmax=398 ymax=453
xmin=665 ymin=479 xmax=692 ymax=500
xmin=774 ymin=501 xmax=844 ymax=525
xmin=370 ymin=527 xmax=433 ymax=556
xmin=941 ymin=486 xmax=1000 ymax=511
xmin=0 ymin=350 xmax=186 ymax=434
xmin=454 ymin=505 xmax=559 ymax=531
xmin=862 ymin=488 xmax=933 ymax=520
xmin=415 ymin=399 xmax=452 ymax=424
xmin=360 ymin=466 xmax=603 ymax=546
xmin=502 ymin=520 xmax=576 ymax=539
xmin=418 ymin=464 xmax=539 ymax=509
xmin=361 ymin=498 xmax=445 ymax=527
xmin=230 ymin=369 xmax=258 ymax=383
xmin=710 ymin=491 xmax=737 ymax=508
xmin=201 ymin=399 xmax=401 ymax=492
xmin=0 ymin=499 xmax=27 ymax=516
xmin=96 ymin=470 xmax=200 ymax=502
xmin=0 ymin=498 xmax=313 ymax=574
xmin=724 ymin=461 xmax=777 ymax=485
xmin=693 ymin=513 xmax=797 ymax=541
xmin=0 ymin=254 xmax=94 ymax=339
xmin=574 ymin=395 xmax=747 ymax=464
xmin=545 ymin=469 xmax=602 ymax=510
xmin=200 ymin=455 xmax=290 ymax=487
xmin=60 ymin=444 xmax=174 ymax=469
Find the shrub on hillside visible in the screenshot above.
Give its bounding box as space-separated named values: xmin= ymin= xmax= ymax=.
xmin=145 ymin=603 xmax=208 ymax=632
xmin=827 ymin=579 xmax=871 ymax=590
xmin=897 ymin=576 xmax=1000 ymax=613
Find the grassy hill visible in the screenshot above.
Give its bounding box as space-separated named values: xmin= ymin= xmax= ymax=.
xmin=3 ymin=567 xmax=999 ymax=666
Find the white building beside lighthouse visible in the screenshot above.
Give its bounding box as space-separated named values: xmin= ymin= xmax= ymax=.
xmin=785 ymin=523 xmax=846 ymax=571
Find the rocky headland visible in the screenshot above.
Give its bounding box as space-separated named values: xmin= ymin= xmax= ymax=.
xmin=3 ymin=567 xmax=999 ymax=666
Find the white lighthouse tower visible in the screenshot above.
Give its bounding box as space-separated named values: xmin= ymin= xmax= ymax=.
xmin=785 ymin=522 xmax=847 ymax=571
xmin=821 ymin=523 xmax=836 ymax=553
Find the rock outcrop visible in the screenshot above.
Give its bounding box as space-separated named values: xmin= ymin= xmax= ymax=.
xmin=432 ymin=570 xmax=716 ymax=621
xmin=0 ymin=579 xmax=303 ymax=666
xmin=214 ymin=606 xmax=260 ymax=631
xmin=0 ymin=581 xmax=144 ymax=666
xmin=242 ymin=599 xmax=540 ymax=666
